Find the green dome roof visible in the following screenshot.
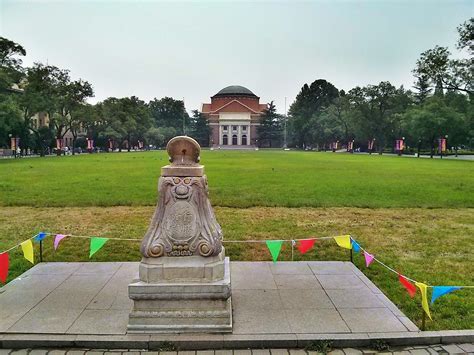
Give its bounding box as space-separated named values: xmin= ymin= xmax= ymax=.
xmin=213 ymin=85 xmax=257 ymax=97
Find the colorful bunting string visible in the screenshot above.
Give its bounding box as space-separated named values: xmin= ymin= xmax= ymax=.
xmin=1 ymin=231 xmax=473 ymax=322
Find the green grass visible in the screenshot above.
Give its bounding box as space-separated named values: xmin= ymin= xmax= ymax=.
xmin=0 ymin=150 xmax=472 ymax=208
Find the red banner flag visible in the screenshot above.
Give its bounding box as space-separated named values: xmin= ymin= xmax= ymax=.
xmin=399 ymin=274 xmax=417 ymax=298
xmin=0 ymin=252 xmax=8 ymax=283
xmin=297 ymin=239 xmax=316 ymax=254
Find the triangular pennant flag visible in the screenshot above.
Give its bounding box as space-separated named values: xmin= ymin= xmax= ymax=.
xmin=297 ymin=239 xmax=316 ymax=254
xmin=89 ymin=237 xmax=109 ymax=258
xmin=334 ymin=235 xmax=352 ymax=249
xmin=21 ymin=240 xmax=34 ymax=264
xmin=266 ymin=240 xmax=283 ymax=263
xmin=351 ymin=238 xmax=361 ymax=253
xmin=0 ymin=252 xmax=8 ymax=283
xmin=34 ymin=232 xmax=47 ymax=243
xmin=431 ymin=286 xmax=462 ymax=304
xmin=54 ymin=234 xmax=67 ymax=250
xmin=399 ymin=274 xmax=417 ymax=298
xmin=363 ymin=251 xmax=375 ymax=267
xmin=415 ymin=282 xmax=432 ymax=320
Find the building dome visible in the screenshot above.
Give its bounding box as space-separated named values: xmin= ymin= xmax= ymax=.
xmin=213 ymin=85 xmax=257 ymax=98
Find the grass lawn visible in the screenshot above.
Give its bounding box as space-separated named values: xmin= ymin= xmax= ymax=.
xmin=0 ymin=150 xmax=472 ymax=208
xmin=0 ymin=151 xmax=473 ymax=331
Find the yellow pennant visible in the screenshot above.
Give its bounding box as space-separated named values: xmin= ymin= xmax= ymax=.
xmin=334 ymin=235 xmax=352 ymax=249
xmin=20 ymin=240 xmax=34 ymax=264
xmin=415 ymin=282 xmax=432 ymax=320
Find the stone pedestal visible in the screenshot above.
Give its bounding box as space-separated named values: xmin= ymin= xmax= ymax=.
xmin=128 ymin=252 xmax=232 ymax=333
xmin=128 ymin=136 xmax=232 ymax=333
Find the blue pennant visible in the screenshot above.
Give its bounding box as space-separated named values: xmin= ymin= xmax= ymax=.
xmin=351 ymin=239 xmax=361 ymax=253
xmin=431 ymin=286 xmax=461 ymax=304
xmin=34 ymin=232 xmax=47 ymax=242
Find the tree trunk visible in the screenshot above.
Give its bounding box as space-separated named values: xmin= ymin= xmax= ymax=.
xmin=72 ymin=135 xmax=76 ymax=156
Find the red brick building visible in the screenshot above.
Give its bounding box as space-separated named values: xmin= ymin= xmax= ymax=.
xmin=202 ymin=85 xmax=268 ymax=147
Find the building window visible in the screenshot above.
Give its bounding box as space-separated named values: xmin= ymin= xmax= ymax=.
xmin=242 ymin=135 xmax=247 ymax=145
xmin=222 ymin=125 xmax=228 ymax=132
xmin=242 ymin=126 xmax=247 ymax=132
xmin=232 ymin=135 xmax=238 ymax=145
xmin=232 ymin=125 xmax=238 ymax=132
xmin=222 ymin=134 xmax=228 ymax=145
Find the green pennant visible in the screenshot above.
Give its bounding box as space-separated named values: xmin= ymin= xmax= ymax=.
xmin=89 ymin=237 xmax=109 ymax=258
xmin=266 ymin=240 xmax=283 ymax=263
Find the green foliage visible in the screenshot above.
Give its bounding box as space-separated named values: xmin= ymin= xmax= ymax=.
xmin=0 ymin=94 xmax=23 ymax=147
xmin=149 ymin=97 xmax=189 ymax=134
xmin=288 ymin=79 xmax=339 ymax=148
xmin=257 ymin=101 xmax=283 ymax=147
xmin=0 ymin=36 xmax=26 ymax=90
xmin=189 ymin=110 xmax=211 ymax=147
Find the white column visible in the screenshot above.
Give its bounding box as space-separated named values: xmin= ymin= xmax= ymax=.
xmin=247 ymin=125 xmax=251 ymax=145
xmin=219 ymin=125 xmax=222 ymax=145
xmin=238 ymin=126 xmax=242 ymax=145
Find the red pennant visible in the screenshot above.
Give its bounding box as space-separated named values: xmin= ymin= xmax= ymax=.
xmin=298 ymin=239 xmax=316 ymax=254
xmin=399 ymin=274 xmax=417 ymax=298
xmin=0 ymin=252 xmax=8 ymax=283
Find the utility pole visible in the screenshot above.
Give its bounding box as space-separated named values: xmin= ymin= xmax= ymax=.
xmin=182 ymin=97 xmax=186 ymax=136
xmin=283 ymin=97 xmax=287 ymax=148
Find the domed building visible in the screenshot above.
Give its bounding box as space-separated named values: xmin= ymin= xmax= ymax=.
xmin=201 ymin=85 xmax=268 ymax=147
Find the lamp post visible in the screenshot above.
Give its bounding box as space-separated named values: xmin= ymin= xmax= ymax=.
xmin=283 ymin=97 xmax=287 ymax=149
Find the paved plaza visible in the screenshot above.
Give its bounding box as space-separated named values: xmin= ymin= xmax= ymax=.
xmin=0 ymin=261 xmax=417 ymax=339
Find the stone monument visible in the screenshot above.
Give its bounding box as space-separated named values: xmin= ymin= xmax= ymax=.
xmin=128 ymin=136 xmax=232 ymax=333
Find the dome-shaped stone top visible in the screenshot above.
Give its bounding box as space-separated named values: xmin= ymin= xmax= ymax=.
xmin=213 ymin=85 xmax=257 ymax=98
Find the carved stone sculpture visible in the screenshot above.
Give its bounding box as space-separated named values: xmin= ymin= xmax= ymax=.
xmin=128 ymin=136 xmax=232 ymax=333
xmin=141 ymin=136 xmax=223 ymax=258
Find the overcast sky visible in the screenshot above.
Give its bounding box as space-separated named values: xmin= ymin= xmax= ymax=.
xmin=1 ymin=0 xmax=472 ymax=114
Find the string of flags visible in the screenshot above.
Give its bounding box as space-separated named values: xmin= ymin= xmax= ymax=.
xmin=0 ymin=232 xmax=473 ymax=322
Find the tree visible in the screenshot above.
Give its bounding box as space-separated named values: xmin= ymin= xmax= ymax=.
xmin=70 ymin=103 xmax=98 ymax=154
xmin=457 ymin=18 xmax=473 ymax=54
xmin=149 ymin=97 xmax=189 ymax=134
xmin=401 ymin=96 xmax=467 ymax=157
xmin=413 ymin=74 xmax=432 ymax=104
xmin=100 ymin=96 xmax=151 ymax=152
xmin=0 ymin=37 xmax=26 ymax=90
xmin=257 ymin=101 xmax=282 ymax=148
xmin=320 ymin=94 xmax=354 ymax=146
xmin=0 ymin=95 xmax=23 ymax=148
xmin=189 ymin=110 xmax=211 ymax=147
xmin=288 ymin=79 xmax=339 ymax=148
xmin=413 ymin=19 xmax=473 ymax=96
xmin=348 ymin=82 xmax=412 ymax=153
xmin=145 ymin=127 xmax=165 ymax=148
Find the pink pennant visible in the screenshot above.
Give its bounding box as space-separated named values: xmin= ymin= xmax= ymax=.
xmin=364 ymin=251 xmax=374 ymax=267
xmin=54 ymin=234 xmax=67 ymax=250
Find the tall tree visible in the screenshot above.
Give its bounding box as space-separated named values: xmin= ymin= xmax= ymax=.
xmin=348 ymin=82 xmax=412 ymax=153
xmin=257 ymin=101 xmax=282 ymax=148
xmin=149 ymin=97 xmax=189 ymax=134
xmin=413 ymin=74 xmax=432 ymax=104
xmin=189 ymin=110 xmax=211 ymax=147
xmin=288 ymin=79 xmax=339 ymax=148
xmin=0 ymin=37 xmax=26 ymax=90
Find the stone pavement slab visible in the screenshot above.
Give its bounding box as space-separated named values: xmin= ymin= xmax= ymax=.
xmin=0 ymin=261 xmax=417 ymax=341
